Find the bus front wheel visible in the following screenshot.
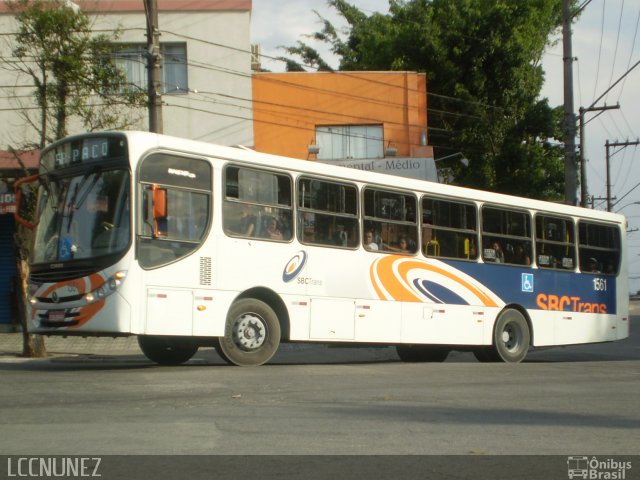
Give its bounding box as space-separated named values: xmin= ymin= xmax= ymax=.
xmin=482 ymin=309 xmax=530 ymax=363
xmin=217 ymin=298 xmax=281 ymax=367
xmin=138 ymin=335 xmax=199 ymax=365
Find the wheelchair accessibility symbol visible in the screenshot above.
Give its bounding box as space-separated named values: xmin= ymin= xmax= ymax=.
xmin=521 ymin=273 xmax=534 ymax=293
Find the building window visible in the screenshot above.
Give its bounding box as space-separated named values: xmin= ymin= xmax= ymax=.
xmin=316 ymin=125 xmax=384 ymax=160
xmin=114 ymin=43 xmax=188 ymax=94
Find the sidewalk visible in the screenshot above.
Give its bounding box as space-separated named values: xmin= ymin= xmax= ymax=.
xmin=0 ymin=332 xmax=141 ymax=357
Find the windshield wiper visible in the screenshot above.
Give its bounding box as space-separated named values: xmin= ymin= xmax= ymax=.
xmin=65 ymin=167 xmax=102 ymax=232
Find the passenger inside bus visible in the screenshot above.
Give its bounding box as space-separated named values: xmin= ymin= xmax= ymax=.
xmin=586 ymin=257 xmax=601 ymax=273
xmin=239 ymin=209 xmax=257 ymax=236
xmin=332 ymin=224 xmax=349 ymax=246
xmin=264 ymin=216 xmax=283 ymax=240
xmin=492 ymin=241 xmax=505 ymax=262
xmin=485 ymin=240 xmax=505 ymax=263
xmin=364 ymin=229 xmax=379 ymax=251
xmin=513 ymin=243 xmax=531 ymax=265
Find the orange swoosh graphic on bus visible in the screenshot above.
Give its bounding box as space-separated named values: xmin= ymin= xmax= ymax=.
xmin=35 ymin=273 xmax=107 ymax=328
xmin=370 ymin=256 xmax=498 ymax=307
xmin=371 ymin=256 xmax=422 ymax=302
xmin=71 ymin=299 xmax=106 ymax=329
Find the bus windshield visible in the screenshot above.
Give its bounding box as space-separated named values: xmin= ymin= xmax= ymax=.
xmin=32 ymin=169 xmax=131 ymax=263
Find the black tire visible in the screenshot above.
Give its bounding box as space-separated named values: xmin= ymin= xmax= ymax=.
xmin=490 ymin=308 xmax=531 ymax=363
xmin=218 ymin=298 xmax=281 ymax=366
xmin=396 ymin=345 xmax=450 ymax=362
xmin=138 ymin=335 xmax=199 ymax=365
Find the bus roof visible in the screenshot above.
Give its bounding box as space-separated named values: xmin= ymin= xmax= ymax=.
xmin=70 ymin=130 xmax=628 ymax=226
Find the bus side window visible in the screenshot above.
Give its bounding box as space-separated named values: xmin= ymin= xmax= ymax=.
xmin=224 ymin=165 xmax=293 ymax=242
xmin=297 ymin=177 xmax=359 ymax=249
xmin=535 ymin=215 xmax=576 ymax=271
xmin=422 ymin=196 xmax=477 ymax=260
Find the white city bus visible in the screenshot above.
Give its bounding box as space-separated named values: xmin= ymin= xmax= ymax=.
xmin=15 ymin=131 xmax=630 ymax=365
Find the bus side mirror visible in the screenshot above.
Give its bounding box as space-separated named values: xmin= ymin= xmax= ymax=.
xmin=13 ymin=174 xmax=40 ymax=230
xmin=152 ymin=185 xmax=167 ymax=238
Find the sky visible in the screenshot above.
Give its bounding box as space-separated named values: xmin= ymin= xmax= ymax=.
xmin=251 ymin=0 xmax=640 ymax=293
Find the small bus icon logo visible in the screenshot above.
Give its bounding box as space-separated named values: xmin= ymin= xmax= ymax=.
xmin=567 ymin=456 xmax=589 ymax=479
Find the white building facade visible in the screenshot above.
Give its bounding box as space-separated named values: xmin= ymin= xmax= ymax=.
xmin=0 ymin=0 xmax=254 ymax=147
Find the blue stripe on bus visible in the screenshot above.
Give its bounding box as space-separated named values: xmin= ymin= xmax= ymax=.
xmin=445 ymin=260 xmax=617 ymax=314
xmin=413 ymin=279 xmax=469 ymax=305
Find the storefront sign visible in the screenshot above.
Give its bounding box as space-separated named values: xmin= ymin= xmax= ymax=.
xmin=0 ymin=180 xmax=16 ymax=214
xmin=319 ymin=156 xmax=438 ymax=182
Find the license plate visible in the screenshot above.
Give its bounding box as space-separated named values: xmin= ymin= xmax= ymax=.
xmin=48 ymin=310 xmax=66 ymax=323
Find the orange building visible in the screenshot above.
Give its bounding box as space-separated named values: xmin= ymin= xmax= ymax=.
xmin=252 ymin=71 xmax=433 ymax=168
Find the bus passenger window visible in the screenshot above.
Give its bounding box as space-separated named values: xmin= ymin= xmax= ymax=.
xmin=224 ymin=165 xmax=292 ymax=242
xmin=138 ymin=153 xmax=212 ymax=269
xmin=422 ymin=196 xmax=477 ymax=260
xmin=297 ymin=177 xmax=359 ymax=249
xmin=481 ymin=206 xmax=531 ymax=267
xmin=535 ymin=215 xmax=575 ymax=271
xmin=363 ymin=188 xmax=417 ymax=254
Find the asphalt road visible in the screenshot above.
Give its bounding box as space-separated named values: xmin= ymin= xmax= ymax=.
xmin=0 ymin=316 xmax=638 ymax=461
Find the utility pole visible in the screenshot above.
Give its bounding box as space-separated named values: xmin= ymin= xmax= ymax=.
xmin=562 ymin=0 xmax=577 ymax=205
xmin=144 ymin=0 xmax=163 ymax=133
xmin=605 ymin=139 xmax=640 ymax=211
xmin=578 ymin=104 xmax=620 ymax=207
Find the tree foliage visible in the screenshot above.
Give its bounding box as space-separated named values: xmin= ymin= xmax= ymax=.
xmin=283 ymin=0 xmax=570 ymax=200
xmin=5 ymin=0 xmax=146 ymax=148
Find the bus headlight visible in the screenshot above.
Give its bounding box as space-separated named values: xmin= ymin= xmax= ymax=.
xmin=84 ymin=271 xmax=127 ymax=304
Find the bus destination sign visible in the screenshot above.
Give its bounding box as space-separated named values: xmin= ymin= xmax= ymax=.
xmin=41 ymin=136 xmax=127 ymax=171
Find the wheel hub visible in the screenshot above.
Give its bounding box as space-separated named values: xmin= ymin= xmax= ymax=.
xmin=502 ymin=325 xmax=519 ymax=351
xmin=233 ymin=313 xmax=267 ymax=350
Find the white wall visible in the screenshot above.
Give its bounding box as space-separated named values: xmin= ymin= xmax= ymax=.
xmin=0 ymin=8 xmax=254 ymax=149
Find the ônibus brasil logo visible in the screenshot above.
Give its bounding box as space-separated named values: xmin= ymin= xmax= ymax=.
xmin=283 ymin=251 xmax=307 ymax=282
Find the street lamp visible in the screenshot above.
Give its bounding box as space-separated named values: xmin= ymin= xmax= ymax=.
xmin=615 ymin=201 xmax=640 ymax=213
xmin=434 ymin=152 xmax=470 ymax=167
xmin=434 ymin=152 xmax=469 ymax=183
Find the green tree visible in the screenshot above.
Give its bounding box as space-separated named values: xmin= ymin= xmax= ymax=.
xmin=283 ymin=0 xmax=569 ymax=200
xmin=2 ymin=0 xmax=145 ymax=356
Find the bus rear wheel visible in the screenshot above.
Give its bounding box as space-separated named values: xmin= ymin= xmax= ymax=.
xmin=480 ymin=309 xmax=530 ymax=363
xmin=396 ymin=345 xmax=449 ymax=362
xmin=138 ymin=335 xmax=199 ymax=365
xmin=217 ymin=298 xmax=281 ymax=367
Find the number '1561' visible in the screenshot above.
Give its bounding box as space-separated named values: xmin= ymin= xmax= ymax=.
xmin=593 ymin=278 xmax=607 ymax=291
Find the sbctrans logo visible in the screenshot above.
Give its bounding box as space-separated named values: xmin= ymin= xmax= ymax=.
xmin=282 ymin=251 xmax=307 ymax=282
xmin=567 ymin=456 xmax=632 ymax=479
